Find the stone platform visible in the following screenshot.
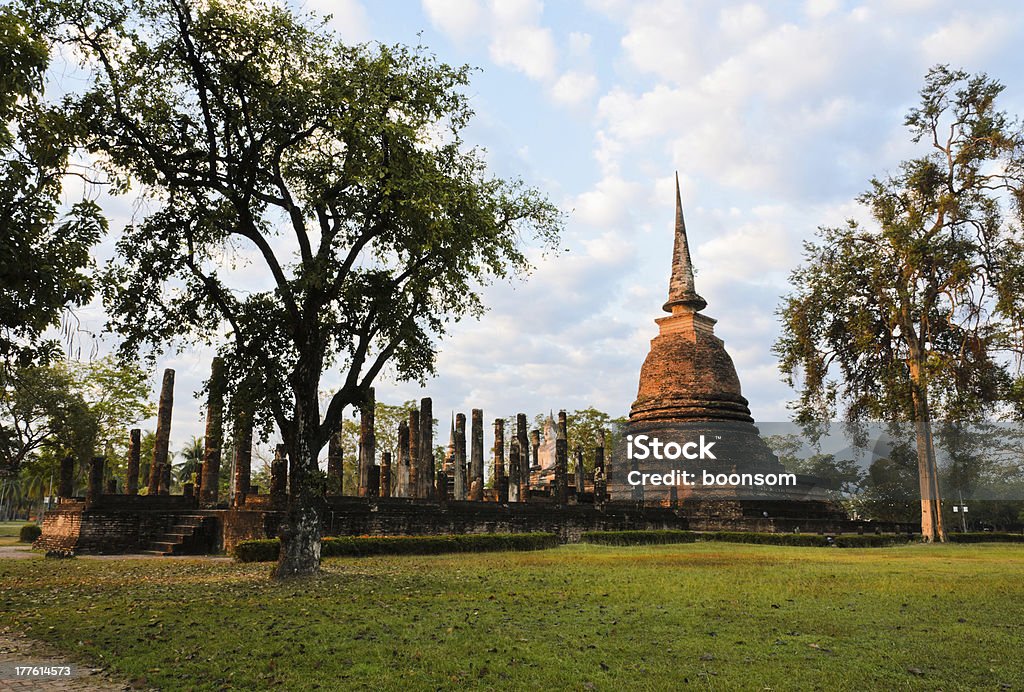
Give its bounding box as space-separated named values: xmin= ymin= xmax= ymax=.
xmin=36 ymin=494 xmax=916 ymax=556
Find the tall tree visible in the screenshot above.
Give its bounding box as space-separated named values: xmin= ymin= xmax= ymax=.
xmin=775 ymin=66 xmax=1024 ymax=541
xmin=0 ymin=357 xmax=152 ymax=478
xmin=48 ymin=0 xmax=561 ymax=575
xmin=0 ymin=6 xmax=105 ymax=368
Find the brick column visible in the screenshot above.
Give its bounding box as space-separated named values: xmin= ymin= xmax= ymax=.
xmin=126 ymin=429 xmax=141 ymax=495
xmin=327 ymin=428 xmax=344 ymax=496
xmin=419 ymin=398 xmax=433 ymax=499
xmin=358 ymin=388 xmax=375 ymax=497
xmin=494 ymin=419 xmax=507 ymax=503
xmin=86 ymin=456 xmax=104 ymax=506
xmin=270 ymin=444 xmax=288 ymax=507
xmin=469 ymin=409 xmax=484 ymax=501
xmin=380 ymin=451 xmax=392 ymax=498
xmin=58 ymin=454 xmax=75 ymax=499
xmin=200 ymin=357 xmax=225 ymax=504
xmin=408 ymin=409 xmax=420 ymax=498
xmin=396 ymin=421 xmax=409 ymax=497
xmin=233 ymin=407 xmax=253 ymax=506
xmin=555 ymin=410 xmax=568 ymax=504
xmin=151 ymin=369 xmax=174 ymax=495
xmin=454 ymin=413 xmax=467 ymax=500
xmin=508 ymin=439 xmax=521 ymax=503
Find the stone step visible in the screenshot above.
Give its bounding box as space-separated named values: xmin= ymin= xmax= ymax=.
xmin=148 ymin=541 xmax=183 ymax=555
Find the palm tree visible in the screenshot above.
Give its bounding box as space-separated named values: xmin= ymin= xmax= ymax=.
xmin=175 ymin=437 xmax=204 ymax=490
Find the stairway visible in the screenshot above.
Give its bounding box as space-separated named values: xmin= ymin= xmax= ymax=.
xmin=143 ymin=514 xmax=212 ymax=555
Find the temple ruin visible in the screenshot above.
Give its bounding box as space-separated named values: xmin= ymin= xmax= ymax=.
xmin=35 ymin=175 xmax=909 ymax=555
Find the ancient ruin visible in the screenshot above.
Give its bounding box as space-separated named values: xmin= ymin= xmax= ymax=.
xmin=35 ymin=175 xmax=907 ymax=556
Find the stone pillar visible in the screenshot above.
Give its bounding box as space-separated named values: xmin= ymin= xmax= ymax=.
xmin=469 ymin=409 xmax=484 ymax=501
xmin=151 ymin=368 xmax=174 ymax=495
xmin=516 ymin=413 xmax=530 ymax=480
xmin=494 ymin=419 xmax=508 ymax=503
xmin=574 ymin=445 xmax=585 ymax=501
xmin=58 ymin=454 xmax=75 ymax=499
xmin=419 ymin=398 xmax=434 ymax=499
xmin=396 ymin=421 xmax=410 ymax=497
xmin=508 ymin=438 xmax=521 ymax=503
xmin=233 ymin=406 xmax=254 ymax=506
xmin=367 ymin=465 xmax=380 ymax=498
xmin=453 ymin=413 xmax=466 ymax=500
xmin=380 ymin=451 xmax=392 ymax=498
xmin=555 ymin=410 xmax=568 ymax=505
xmin=201 ymin=357 xmax=225 ymax=505
xmin=270 ymin=444 xmax=288 ymax=506
xmin=105 ymin=477 xmax=117 ymax=494
xmin=126 ymin=429 xmax=141 ymax=495
xmin=594 ymin=433 xmax=607 ymax=504
xmin=162 ymin=457 xmax=172 ymax=496
xmin=327 ymin=428 xmax=344 ymax=497
xmin=358 ymin=388 xmax=375 ymax=497
xmin=86 ymin=455 xmax=105 ymax=506
xmin=436 ymin=469 xmax=448 ymax=505
xmin=408 ymin=409 xmax=420 ymax=498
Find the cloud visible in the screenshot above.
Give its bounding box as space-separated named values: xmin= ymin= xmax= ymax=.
xmin=303 ymin=0 xmax=370 ymax=43
xmin=421 ymin=0 xmax=483 ymax=41
xmin=921 ymin=13 xmax=1019 ymax=65
xmin=550 ymin=70 xmax=599 ymax=108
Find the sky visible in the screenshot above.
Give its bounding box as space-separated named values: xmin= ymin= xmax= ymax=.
xmin=57 ymin=0 xmax=1024 ymax=463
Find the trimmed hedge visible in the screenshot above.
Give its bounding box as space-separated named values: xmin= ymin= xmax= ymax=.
xmin=233 ymin=532 xmax=560 ymax=563
xmin=580 ymin=530 xmax=915 ymax=548
xmin=19 ymin=524 xmax=42 ymax=543
xmin=581 ymin=530 xmax=698 ymax=546
xmin=948 ymin=532 xmax=1024 ymax=543
xmin=706 ymin=531 xmax=915 ymax=548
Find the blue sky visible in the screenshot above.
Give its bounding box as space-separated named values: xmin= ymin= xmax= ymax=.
xmin=63 ymin=0 xmax=1024 ymax=461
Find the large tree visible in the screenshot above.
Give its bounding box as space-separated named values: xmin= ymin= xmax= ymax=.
xmin=46 ymin=0 xmax=561 ymax=575
xmin=0 ymin=6 xmax=104 ymax=368
xmin=775 ymin=66 xmax=1024 ymax=541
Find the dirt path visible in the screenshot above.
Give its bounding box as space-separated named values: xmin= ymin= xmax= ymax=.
xmin=0 ymin=630 xmax=134 ymax=690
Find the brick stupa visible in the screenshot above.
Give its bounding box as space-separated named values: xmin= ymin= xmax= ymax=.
xmin=614 ymin=174 xmax=841 ymax=515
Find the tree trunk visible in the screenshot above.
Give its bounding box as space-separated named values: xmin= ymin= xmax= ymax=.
xmin=273 ymin=381 xmax=323 ymax=578
xmin=908 ymin=354 xmax=945 ymax=542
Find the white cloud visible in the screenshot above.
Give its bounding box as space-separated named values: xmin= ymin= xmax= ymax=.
xmin=550 ymin=70 xmax=599 ymax=107
xmin=421 ymin=0 xmax=483 ymax=40
xmin=921 ymin=14 xmax=1017 ymax=65
xmin=488 ymin=23 xmax=557 ymax=80
xmin=303 ymin=0 xmax=370 ymax=43
xmin=804 ymin=0 xmax=840 ymax=20
xmin=568 ymin=31 xmax=592 ymax=57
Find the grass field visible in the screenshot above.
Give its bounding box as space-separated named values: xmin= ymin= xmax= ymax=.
xmin=0 ymin=520 xmax=31 ymax=546
xmin=1 ymin=542 xmax=1022 ymax=690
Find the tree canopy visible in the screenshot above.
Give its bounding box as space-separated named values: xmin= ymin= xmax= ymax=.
xmin=775 ymin=65 xmax=1024 ymax=540
xmin=42 ymin=0 xmax=562 ymax=574
xmin=0 ymin=6 xmax=105 ymax=368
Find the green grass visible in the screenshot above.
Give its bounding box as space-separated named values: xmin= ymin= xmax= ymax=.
xmin=0 ymin=521 xmax=32 ymax=545
xmin=1 ymin=543 xmax=1023 ymax=690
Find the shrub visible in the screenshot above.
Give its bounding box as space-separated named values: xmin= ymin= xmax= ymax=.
xmin=19 ymin=524 xmax=42 ymax=543
xmin=704 ymin=531 xmax=914 ymax=547
xmin=233 ymin=532 xmax=560 ymax=563
xmin=948 ymin=532 xmax=1024 ymax=543
xmin=581 ymin=530 xmax=698 ymax=546
xmin=232 ymin=539 xmax=280 ymax=563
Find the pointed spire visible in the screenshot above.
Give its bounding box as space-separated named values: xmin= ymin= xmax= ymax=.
xmin=663 ymin=172 xmax=707 ymax=313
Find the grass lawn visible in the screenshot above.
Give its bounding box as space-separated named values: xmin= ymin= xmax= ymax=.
xmin=0 ymin=520 xmax=31 ymax=546
xmin=1 ymin=542 xmax=1022 ymax=690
